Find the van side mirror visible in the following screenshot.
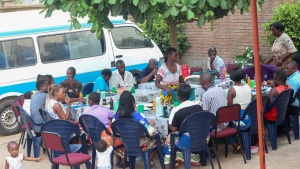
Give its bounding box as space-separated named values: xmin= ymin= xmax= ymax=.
xmin=144 ymin=38 xmax=154 ymax=48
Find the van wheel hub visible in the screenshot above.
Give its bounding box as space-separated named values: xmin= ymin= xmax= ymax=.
xmin=1 ymin=108 xmax=17 ymax=130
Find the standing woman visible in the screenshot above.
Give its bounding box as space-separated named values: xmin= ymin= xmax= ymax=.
xmin=265 ymin=22 xmax=297 ymax=67
xmin=155 ymin=47 xmax=185 ymax=104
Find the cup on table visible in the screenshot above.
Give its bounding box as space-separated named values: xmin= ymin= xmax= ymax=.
xmin=113 ymin=100 xmax=119 ymax=111
xmin=138 ymin=104 xmax=144 ymax=113
xmin=131 ymin=86 xmax=135 ymax=94
xmin=111 ymin=87 xmax=117 ymax=93
xmin=251 ymin=80 xmax=256 ymax=88
xmin=100 ymin=91 xmax=106 ymax=98
xmin=174 ymin=101 xmax=180 ymax=107
xmin=85 ymin=94 xmax=89 ymax=103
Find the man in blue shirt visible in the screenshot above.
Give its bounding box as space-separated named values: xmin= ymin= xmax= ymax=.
xmin=139 ymin=59 xmax=158 ymax=84
xmin=93 ymin=69 xmax=112 ymax=92
xmin=285 ymin=61 xmax=300 ymax=115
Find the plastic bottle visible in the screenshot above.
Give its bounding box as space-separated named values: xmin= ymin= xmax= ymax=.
xmin=219 ymin=66 xmax=225 ymax=82
xmin=155 ymin=97 xmax=163 ymax=117
xmin=79 ymin=92 xmax=83 ymax=98
xmin=109 ymin=98 xmax=113 ymax=110
xmin=246 ymin=74 xmax=251 ymax=87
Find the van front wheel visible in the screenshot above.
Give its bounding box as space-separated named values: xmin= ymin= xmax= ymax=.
xmin=0 ymin=98 xmax=20 ymax=135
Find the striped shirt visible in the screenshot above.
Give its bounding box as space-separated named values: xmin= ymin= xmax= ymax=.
xmin=202 ymin=86 xmax=228 ymax=131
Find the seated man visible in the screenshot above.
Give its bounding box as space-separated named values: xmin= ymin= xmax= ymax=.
xmin=164 ymin=84 xmax=203 ymax=167
xmin=30 ymin=75 xmax=49 ymax=136
xmin=264 ymin=70 xmax=291 ymax=122
xmin=207 ymin=46 xmax=225 ymax=75
xmin=109 ymin=60 xmax=135 ymax=88
xmin=285 ymin=61 xmax=300 ymax=115
xmin=60 ymin=67 xmax=83 ymax=98
xmin=139 ymin=59 xmax=158 ymax=84
xmin=93 ymin=69 xmax=112 ymax=92
xmin=243 ymin=64 xmax=277 ymax=82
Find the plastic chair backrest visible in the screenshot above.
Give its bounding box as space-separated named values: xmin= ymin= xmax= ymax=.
xmin=271 ymin=89 xmax=293 ymax=125
xmin=111 ymin=118 xmax=149 ymax=156
xmin=42 ymin=131 xmax=65 ymax=152
xmin=243 ymin=96 xmax=270 ymax=133
xmin=293 ymin=87 xmax=300 ymax=107
xmin=19 ymin=95 xmax=25 ymax=106
xmin=17 ymin=106 xmax=34 ymax=139
xmin=226 ymin=64 xmax=239 ymax=75
xmin=41 ymin=119 xmax=81 ymax=153
xmin=216 ymin=104 xmax=241 ymax=124
xmin=79 ymin=114 xmax=111 ymax=144
xmin=39 ymin=108 xmax=54 ymax=122
xmin=12 ymin=99 xmax=21 ymax=117
xmin=190 ymin=67 xmax=202 ymax=75
xmin=178 ymin=112 xmax=215 ymax=151
xmin=82 ymin=82 xmax=94 ymax=96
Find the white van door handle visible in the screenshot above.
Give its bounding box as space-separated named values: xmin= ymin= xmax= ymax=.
xmin=115 ymin=55 xmax=123 ymax=58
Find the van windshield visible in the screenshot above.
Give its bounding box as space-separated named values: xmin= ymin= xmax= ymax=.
xmin=111 ymin=26 xmax=153 ymax=49
xmin=38 ymin=30 xmax=105 ymax=63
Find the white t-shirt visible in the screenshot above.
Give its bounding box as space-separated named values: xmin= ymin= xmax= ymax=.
xmin=23 ymin=99 xmax=31 ymax=115
xmin=207 ymin=55 xmax=225 ymax=73
xmin=96 ymin=146 xmax=113 ymax=168
xmin=6 ymin=153 xmax=23 ymax=169
xmin=109 ymin=70 xmax=135 ymax=89
xmin=46 ymin=99 xmax=66 ymax=119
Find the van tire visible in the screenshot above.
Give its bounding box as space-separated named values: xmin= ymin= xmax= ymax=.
xmin=129 ymin=69 xmax=142 ymax=84
xmin=0 ymin=98 xmax=20 ymax=136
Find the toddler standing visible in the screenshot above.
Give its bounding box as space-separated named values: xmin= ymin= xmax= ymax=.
xmin=96 ymin=140 xmax=113 ymax=169
xmin=5 ymin=141 xmax=42 ymax=169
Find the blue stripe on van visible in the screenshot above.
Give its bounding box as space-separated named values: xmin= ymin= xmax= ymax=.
xmin=0 ymin=20 xmax=126 ymax=38
xmin=0 ymin=63 xmax=148 ymax=95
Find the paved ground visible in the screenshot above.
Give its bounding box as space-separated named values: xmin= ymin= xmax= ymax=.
xmin=1 ymin=130 xmax=300 ymax=169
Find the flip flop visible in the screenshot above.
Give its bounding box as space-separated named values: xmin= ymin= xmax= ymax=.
xmin=232 ymin=145 xmax=241 ymax=154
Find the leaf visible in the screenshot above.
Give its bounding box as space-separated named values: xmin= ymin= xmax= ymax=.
xmin=220 ymin=0 xmax=227 ymax=9
xmin=45 ymin=9 xmax=53 ymax=17
xmin=181 ymin=5 xmax=187 ymax=12
xmin=111 ymin=2 xmax=123 ymax=16
xmin=163 ymin=7 xmax=172 ymax=17
xmin=47 ymin=0 xmax=54 ymax=5
xmin=62 ymin=1 xmax=73 ymax=11
xmin=96 ymin=28 xmax=103 ymax=39
xmin=198 ymin=0 xmax=206 ymax=10
xmin=197 ymin=14 xmax=205 ymax=27
xmin=150 ymin=0 xmax=157 ymax=5
xmin=187 ymin=10 xmax=195 ymax=19
xmin=207 ymin=0 xmax=218 ymax=8
xmin=73 ymin=19 xmax=81 ymax=29
xmin=138 ymin=0 xmax=147 ymax=13
xmin=92 ymin=0 xmax=102 ymax=4
xmin=236 ymin=0 xmax=243 ymax=10
xmin=108 ymin=0 xmax=116 ymax=5
xmin=170 ymin=6 xmax=179 ymax=16
xmin=102 ymin=16 xmax=114 ymax=29
xmin=80 ymin=0 xmax=89 ymax=9
xmin=133 ymin=0 xmax=139 ymax=6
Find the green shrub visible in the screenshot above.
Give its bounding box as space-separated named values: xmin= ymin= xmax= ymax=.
xmin=263 ymin=1 xmax=300 ymax=50
xmin=139 ymin=15 xmax=192 ymax=56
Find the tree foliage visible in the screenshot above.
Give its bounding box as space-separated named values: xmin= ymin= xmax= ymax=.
xmin=40 ymin=0 xmax=264 ymax=38
xmin=139 ymin=15 xmax=191 ymax=56
xmin=263 ymin=1 xmax=300 ymax=50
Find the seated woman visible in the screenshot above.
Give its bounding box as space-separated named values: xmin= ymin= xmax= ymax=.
xmin=227 ymin=67 xmax=252 ymax=153
xmin=264 ymin=70 xmax=290 ymax=122
xmin=93 ymin=69 xmax=112 ymax=92
xmin=114 ymin=91 xmax=157 ymax=168
xmin=46 ymin=84 xmax=84 ymax=121
xmin=155 ymin=47 xmax=185 ymax=104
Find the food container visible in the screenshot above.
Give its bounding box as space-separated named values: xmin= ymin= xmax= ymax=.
xmin=251 ymin=146 xmax=259 ymax=153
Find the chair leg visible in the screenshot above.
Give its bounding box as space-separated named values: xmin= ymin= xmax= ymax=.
xmin=142 ymin=152 xmax=151 ymax=169
xmin=212 ymin=141 xmax=221 ymax=169
xmin=267 ymin=123 xmax=277 ymax=150
xmin=225 ymin=137 xmax=228 ymax=158
xmin=182 ymin=149 xmax=191 ymax=169
xmin=32 ymin=136 xmax=41 ymax=158
xmin=240 ymin=132 xmax=251 ymax=160
xmin=92 ymin=147 xmax=96 ymax=169
xmin=236 ymin=134 xmax=246 ymax=164
xmin=206 ymin=149 xmax=215 ymax=169
xmin=284 ymin=120 xmax=291 ymax=144
xmin=26 ymin=134 xmax=32 ymax=157
xmin=19 ymin=130 xmax=24 ymax=145
xmin=199 ymin=150 xmax=206 ymax=166
xmin=155 ymin=136 xmax=166 ymax=169
xmin=129 ymin=156 xmax=136 ymax=169
xmin=264 ymin=138 xmax=268 ymax=154
xmin=290 ymin=115 xmax=299 ymax=140
xmin=23 ymin=135 xmax=27 ymax=149
xmin=170 ymin=146 xmax=176 ymax=169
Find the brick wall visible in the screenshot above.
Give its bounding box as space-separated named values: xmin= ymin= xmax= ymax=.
xmin=180 ymin=0 xmax=285 ymax=68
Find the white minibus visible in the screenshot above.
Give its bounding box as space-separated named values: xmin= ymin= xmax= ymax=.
xmin=0 ymin=10 xmax=163 ymax=135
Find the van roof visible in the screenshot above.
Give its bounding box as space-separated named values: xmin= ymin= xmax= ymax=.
xmin=0 ymin=10 xmax=130 ymax=38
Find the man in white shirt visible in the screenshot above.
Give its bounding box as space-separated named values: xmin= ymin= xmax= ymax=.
xmin=109 ymin=60 xmax=135 ymax=89
xmin=207 ymin=46 xmax=225 ymax=75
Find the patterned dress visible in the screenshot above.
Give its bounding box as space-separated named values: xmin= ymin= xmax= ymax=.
xmin=157 ymin=63 xmax=182 ymax=104
xmin=272 ymin=33 xmax=297 ymax=67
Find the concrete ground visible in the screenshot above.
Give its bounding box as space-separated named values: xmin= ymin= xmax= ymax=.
xmin=0 ymin=130 xmax=300 ymax=169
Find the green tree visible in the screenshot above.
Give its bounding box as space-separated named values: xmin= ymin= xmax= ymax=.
xmin=40 ymin=0 xmax=264 ymax=53
xmin=139 ymin=15 xmax=191 ymax=56
xmin=263 ymin=1 xmax=300 ymax=50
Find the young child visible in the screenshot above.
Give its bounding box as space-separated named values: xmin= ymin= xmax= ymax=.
xmin=5 ymin=141 xmax=42 ymax=169
xmin=23 ymin=91 xmax=32 ymax=114
xmin=95 ymin=140 xmax=113 ymax=169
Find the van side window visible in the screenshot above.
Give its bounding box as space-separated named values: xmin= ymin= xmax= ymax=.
xmin=111 ymin=26 xmax=152 ymax=49
xmin=0 ymin=38 xmax=36 ymax=69
xmin=38 ymin=30 xmax=105 ymax=63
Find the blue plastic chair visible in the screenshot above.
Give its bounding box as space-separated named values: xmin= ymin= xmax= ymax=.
xmin=240 ymin=96 xmax=270 ymax=160
xmin=289 ymin=88 xmax=300 ymax=140
xmin=41 ymin=119 xmax=91 ymax=169
xmin=170 ymin=112 xmax=219 ymax=169
xmin=265 ymin=89 xmax=293 ymax=150
xmin=39 ymin=108 xmax=54 ymax=122
xmin=17 ymin=106 xmax=43 ymax=158
xmin=111 ymin=119 xmax=165 ymax=169
xmin=79 ymin=114 xmax=123 ymax=169
xmin=82 ymin=82 xmax=94 ymax=96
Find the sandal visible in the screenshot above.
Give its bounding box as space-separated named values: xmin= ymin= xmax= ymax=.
xmin=232 ymin=145 xmax=241 ymax=154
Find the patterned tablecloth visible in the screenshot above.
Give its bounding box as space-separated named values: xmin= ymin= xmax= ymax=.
xmin=108 ymin=89 xmax=159 ymax=103
xmin=69 ymin=104 xmax=89 ymax=121
xmin=143 ymin=112 xmax=169 ymax=138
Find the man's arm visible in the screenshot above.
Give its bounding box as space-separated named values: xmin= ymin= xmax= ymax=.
xmin=140 ymin=68 xmax=157 ymax=84
xmin=268 ymin=88 xmax=278 ymax=103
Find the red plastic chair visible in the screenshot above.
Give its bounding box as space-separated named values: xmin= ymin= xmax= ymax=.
xmin=210 ymin=104 xmax=246 ymax=164
xmin=190 ymin=67 xmax=203 ymax=75
xmin=11 ymin=99 xmax=26 ymax=147
xmin=42 ymin=131 xmax=91 ymax=169
xmin=19 ymin=95 xmax=25 ymax=106
xmin=226 ymin=64 xmax=239 ymax=74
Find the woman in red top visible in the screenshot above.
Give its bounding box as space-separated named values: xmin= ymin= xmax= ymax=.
xmin=264 ymin=70 xmax=290 ymax=121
